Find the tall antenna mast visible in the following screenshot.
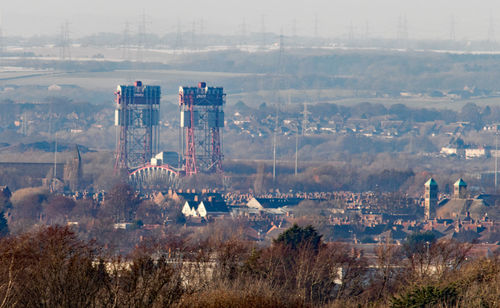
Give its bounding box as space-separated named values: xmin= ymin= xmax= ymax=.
xmin=260 ymin=15 xmax=267 ymax=49
xmin=409 ymin=114 xmax=414 ymax=153
xmin=397 ymin=15 xmax=408 ymax=42
xmin=22 ymin=111 xmax=28 ymax=135
xmin=122 ymin=21 xmax=131 ymax=60
xmin=239 ymin=18 xmax=248 ymax=49
xmin=488 ymin=14 xmax=495 ymax=43
xmin=402 ymin=15 xmax=408 ymax=40
xmin=295 ymin=128 xmax=299 ymax=176
xmin=198 ymin=18 xmax=205 ymax=49
xmin=59 ymin=21 xmax=71 ymax=60
xmin=0 ymin=13 xmax=3 ymax=56
xmin=397 ymin=15 xmax=402 ymax=40
xmin=175 ymin=19 xmax=183 ymax=54
xmin=348 ymin=21 xmax=354 ymax=42
xmin=137 ymin=11 xmax=148 ymax=62
xmin=450 ymin=15 xmax=456 ymax=41
xmin=48 ymin=100 xmax=52 ymax=138
xmin=314 ymin=13 xmax=319 ymax=38
xmin=273 ymin=105 xmax=278 ymax=183
xmin=191 ymin=20 xmax=197 ymax=50
xmin=301 ymin=102 xmax=310 ymax=135
xmin=53 ymin=132 xmax=58 ymax=178
xmin=495 ymin=132 xmax=498 ymax=192
xmin=278 ymin=31 xmax=285 ymax=74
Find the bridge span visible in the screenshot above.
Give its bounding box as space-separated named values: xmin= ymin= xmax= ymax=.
xmin=128 ymin=164 xmax=181 ymax=189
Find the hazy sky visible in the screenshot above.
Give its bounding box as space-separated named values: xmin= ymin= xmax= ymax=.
xmin=1 ymin=0 xmax=499 ymax=40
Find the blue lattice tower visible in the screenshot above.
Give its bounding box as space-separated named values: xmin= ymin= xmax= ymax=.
xmin=114 ymin=81 xmax=160 ymax=172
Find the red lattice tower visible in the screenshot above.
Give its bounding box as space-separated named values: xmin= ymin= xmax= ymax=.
xmin=179 ymin=82 xmax=225 ymax=175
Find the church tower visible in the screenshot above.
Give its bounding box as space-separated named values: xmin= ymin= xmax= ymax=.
xmin=64 ymin=145 xmax=82 ymax=191
xmin=424 ymin=178 xmax=438 ymax=220
xmin=454 ymin=178 xmax=467 ymax=199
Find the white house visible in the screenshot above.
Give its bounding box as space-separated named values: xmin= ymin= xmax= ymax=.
xmin=247 ymin=197 xmax=264 ymax=210
xmin=197 ymin=201 xmax=230 ymax=218
xmin=182 ymin=200 xmax=229 ymax=218
xmin=182 ymin=201 xmax=198 ymax=217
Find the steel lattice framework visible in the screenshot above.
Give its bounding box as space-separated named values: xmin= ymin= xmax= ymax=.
xmin=115 ymin=81 xmax=160 ymax=172
xmin=179 ymin=82 xmax=225 ymax=175
xmin=128 ymin=165 xmax=179 ymax=189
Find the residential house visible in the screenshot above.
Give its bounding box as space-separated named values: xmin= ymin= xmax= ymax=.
xmin=247 ymin=197 xmax=302 ymax=210
xmin=182 ymin=198 xmax=230 ymax=219
xmin=182 ymin=201 xmax=198 ymax=217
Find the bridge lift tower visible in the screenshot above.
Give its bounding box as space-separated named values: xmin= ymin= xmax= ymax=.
xmin=114 ymin=81 xmax=160 ymax=172
xmin=179 ymin=82 xmax=225 ymax=175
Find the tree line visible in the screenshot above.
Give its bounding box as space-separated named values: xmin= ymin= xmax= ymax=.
xmin=0 ymin=224 xmax=498 ymax=307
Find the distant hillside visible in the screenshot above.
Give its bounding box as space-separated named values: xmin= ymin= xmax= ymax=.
xmin=0 ymin=141 xmax=93 ymax=153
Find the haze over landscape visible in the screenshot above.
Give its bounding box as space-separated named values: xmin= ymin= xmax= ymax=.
xmin=0 ymin=1 xmax=500 ymax=307
xmin=2 ymin=0 xmax=500 ymax=40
